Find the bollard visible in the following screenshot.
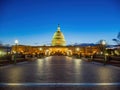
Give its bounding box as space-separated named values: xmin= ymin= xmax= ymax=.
xmin=90 ymin=55 xmax=93 ymax=62
xmin=14 ymin=54 xmax=16 ymax=64
xmin=25 ymin=55 xmax=28 ymax=59
xmin=104 ymin=55 xmax=107 ymax=65
xmin=11 ymin=55 xmax=14 ymax=61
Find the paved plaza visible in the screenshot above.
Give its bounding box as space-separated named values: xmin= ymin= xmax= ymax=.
xmin=0 ymin=56 xmax=120 ymax=90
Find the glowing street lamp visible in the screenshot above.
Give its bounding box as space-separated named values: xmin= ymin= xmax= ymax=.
xmin=15 ymin=40 xmax=19 ymax=53
xmin=101 ymin=40 xmax=106 ymax=46
xmin=15 ymin=40 xmax=18 ymax=45
xmin=101 ymin=40 xmax=106 ymax=54
xmin=100 ymin=40 xmax=107 ymax=65
xmin=14 ymin=40 xmax=19 ymax=64
xmin=76 ymin=47 xmax=80 ymax=58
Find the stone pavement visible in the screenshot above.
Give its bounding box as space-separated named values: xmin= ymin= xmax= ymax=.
xmin=0 ymin=56 xmax=120 ymax=90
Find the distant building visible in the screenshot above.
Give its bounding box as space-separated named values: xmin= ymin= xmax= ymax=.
xmin=0 ymin=45 xmax=11 ymax=56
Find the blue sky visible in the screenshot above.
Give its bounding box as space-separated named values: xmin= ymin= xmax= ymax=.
xmin=0 ymin=0 xmax=120 ymax=45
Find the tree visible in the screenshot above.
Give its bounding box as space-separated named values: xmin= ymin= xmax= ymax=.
xmin=97 ymin=40 xmax=107 ymax=55
xmin=117 ymin=32 xmax=120 ymax=40
xmin=112 ymin=32 xmax=120 ymax=45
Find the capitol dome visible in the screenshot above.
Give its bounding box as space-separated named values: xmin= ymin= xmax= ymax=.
xmin=52 ymin=24 xmax=66 ymax=46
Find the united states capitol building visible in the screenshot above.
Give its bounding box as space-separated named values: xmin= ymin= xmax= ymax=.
xmin=12 ymin=25 xmax=100 ymax=56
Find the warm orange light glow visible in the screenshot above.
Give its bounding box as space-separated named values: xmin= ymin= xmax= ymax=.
xmin=76 ymin=48 xmax=80 ymax=51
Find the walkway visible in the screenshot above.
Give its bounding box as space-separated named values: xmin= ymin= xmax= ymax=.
xmin=0 ymin=56 xmax=120 ymax=90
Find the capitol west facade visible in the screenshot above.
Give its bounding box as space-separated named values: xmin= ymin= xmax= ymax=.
xmin=12 ymin=25 xmax=100 ymax=56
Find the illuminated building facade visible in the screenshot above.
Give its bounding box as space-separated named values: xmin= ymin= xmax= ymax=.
xmin=11 ymin=25 xmax=101 ymax=56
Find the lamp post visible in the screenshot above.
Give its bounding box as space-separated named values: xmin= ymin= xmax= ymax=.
xmin=76 ymin=47 xmax=80 ymax=58
xmin=101 ymin=40 xmax=107 ymax=65
xmin=14 ymin=40 xmax=18 ymax=64
xmin=101 ymin=40 xmax=105 ymax=53
xmin=39 ymin=48 xmax=43 ymax=57
xmin=89 ymin=46 xmax=93 ymax=61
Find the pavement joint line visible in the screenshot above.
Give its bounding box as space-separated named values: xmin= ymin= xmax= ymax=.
xmin=107 ymin=65 xmax=120 ymax=70
xmin=17 ymin=61 xmax=28 ymax=65
xmin=91 ymin=62 xmax=120 ymax=70
xmin=0 ymin=83 xmax=120 ymax=87
xmin=91 ymin=62 xmax=103 ymax=65
xmin=0 ymin=61 xmax=28 ymax=69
